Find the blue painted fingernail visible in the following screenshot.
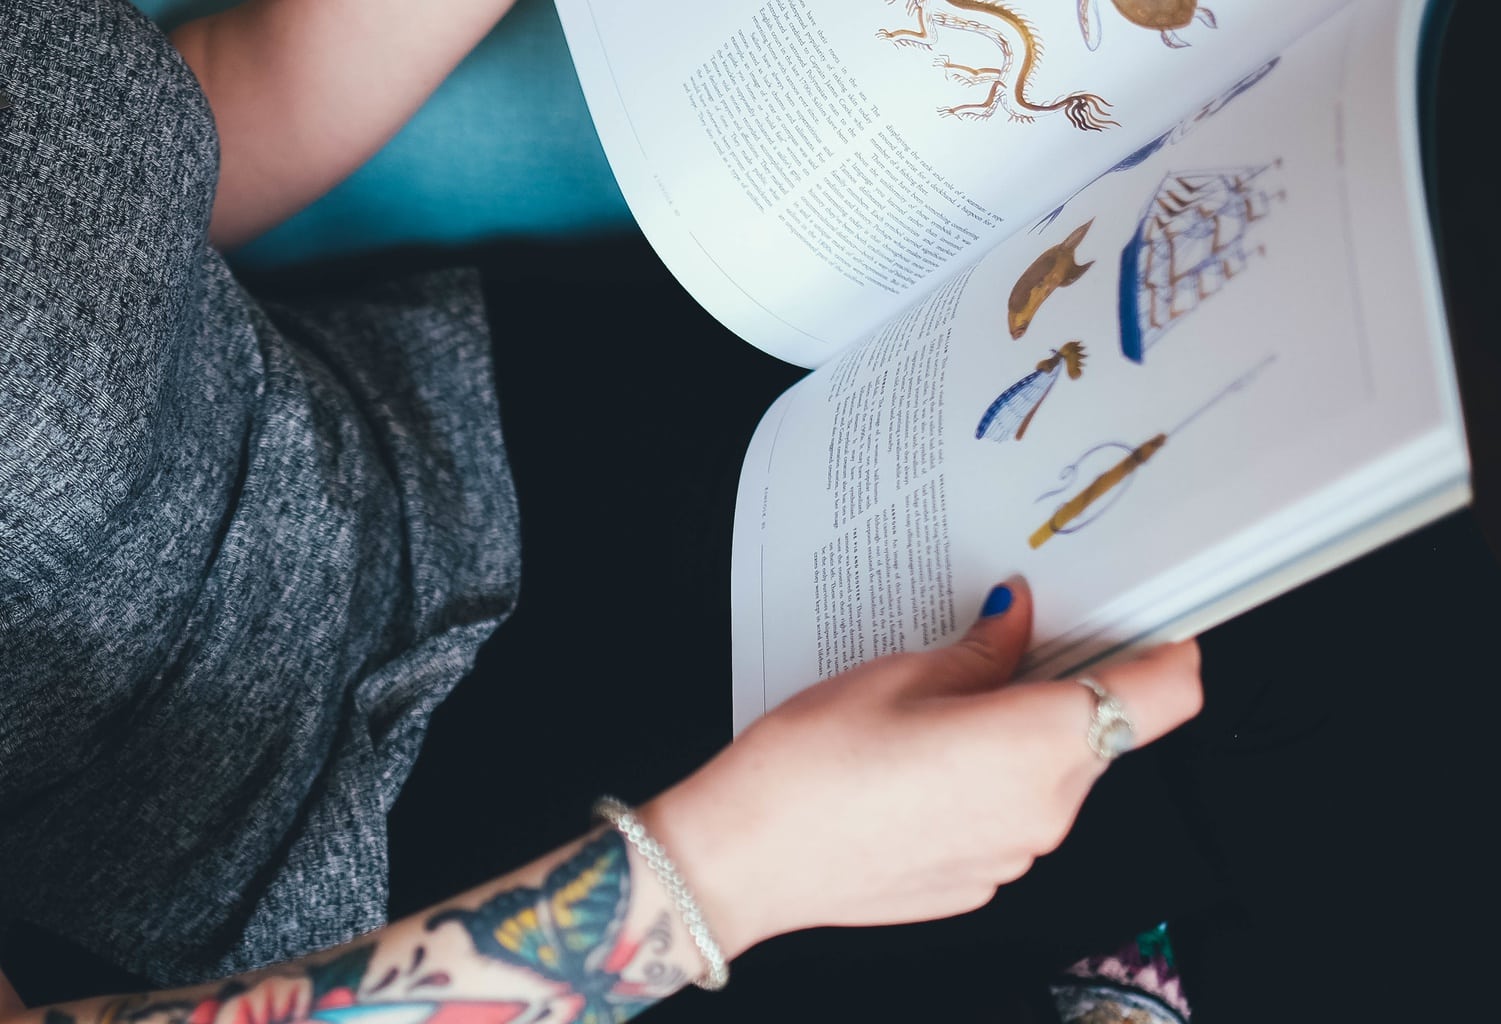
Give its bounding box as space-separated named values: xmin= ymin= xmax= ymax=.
xmin=980 ymin=584 xmax=1014 ymax=618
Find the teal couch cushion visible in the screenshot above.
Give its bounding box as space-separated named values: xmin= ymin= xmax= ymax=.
xmin=134 ymin=0 xmax=634 ymax=268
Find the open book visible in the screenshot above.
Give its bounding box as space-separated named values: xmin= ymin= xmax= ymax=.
xmin=551 ymin=0 xmax=1470 ymax=734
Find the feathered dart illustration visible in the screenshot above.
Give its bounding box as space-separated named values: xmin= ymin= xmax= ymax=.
xmin=975 ymin=341 xmax=1087 ymax=443
xmin=1009 ymin=220 xmax=1095 ymax=339
xmin=1027 ymin=355 xmax=1275 ymax=549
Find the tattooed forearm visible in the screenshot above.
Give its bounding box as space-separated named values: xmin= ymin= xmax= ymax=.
xmin=634 ymin=914 xmax=690 ymax=993
xmin=425 ymin=831 xmax=677 ymax=1023
xmin=17 ymin=830 xmax=696 ymax=1024
xmin=95 ymin=993 xmax=198 ymax=1024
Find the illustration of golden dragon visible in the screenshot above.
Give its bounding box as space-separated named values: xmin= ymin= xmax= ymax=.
xmin=876 ymin=0 xmax=1117 ymax=130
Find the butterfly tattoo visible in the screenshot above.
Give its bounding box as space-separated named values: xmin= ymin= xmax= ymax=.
xmin=427 ymin=832 xmax=653 ymax=1024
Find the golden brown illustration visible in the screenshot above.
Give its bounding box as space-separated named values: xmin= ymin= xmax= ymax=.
xmin=1028 ymin=356 xmax=1274 ymax=550
xmin=1008 ymin=219 xmax=1095 ymax=339
xmin=1077 ymin=0 xmax=1219 ymax=50
xmin=878 ymin=1 xmax=1117 ymax=129
xmin=1028 ymin=433 xmax=1165 ymax=549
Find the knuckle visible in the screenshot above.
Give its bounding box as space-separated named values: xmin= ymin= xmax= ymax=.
xmin=887 ymin=651 xmax=929 ymax=675
xmin=1037 ymin=811 xmax=1077 ymax=854
xmin=1182 ymin=676 xmax=1206 ymax=718
xmin=966 ymin=882 xmax=1001 ymax=913
xmin=1159 ymin=666 xmax=1206 ymax=723
xmin=994 ymin=854 xmax=1036 ymax=885
xmin=951 ymin=636 xmax=1009 ymax=680
xmin=1179 ymin=637 xmax=1203 ymax=673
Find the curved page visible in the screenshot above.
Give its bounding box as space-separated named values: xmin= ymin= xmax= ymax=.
xmin=554 ymin=0 xmax=1354 ymax=368
xmin=728 ymin=0 xmax=1468 ymax=733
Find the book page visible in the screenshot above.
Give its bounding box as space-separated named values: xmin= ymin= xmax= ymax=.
xmin=554 ymin=0 xmax=1353 ymax=367
xmin=729 ymin=0 xmax=1468 ymax=733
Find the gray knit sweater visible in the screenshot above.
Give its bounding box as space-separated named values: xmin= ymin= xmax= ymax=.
xmin=0 ymin=0 xmax=521 ymax=985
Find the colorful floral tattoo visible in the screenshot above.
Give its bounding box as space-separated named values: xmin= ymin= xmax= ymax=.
xmin=72 ymin=832 xmax=684 ymax=1024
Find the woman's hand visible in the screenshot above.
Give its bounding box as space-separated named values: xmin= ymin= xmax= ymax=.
xmin=0 ymin=579 xmax=1198 ymax=1024
xmin=640 ymin=576 xmax=1203 ymax=958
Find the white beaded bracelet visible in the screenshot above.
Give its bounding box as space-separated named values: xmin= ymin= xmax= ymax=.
xmin=592 ymin=795 xmax=730 ymax=991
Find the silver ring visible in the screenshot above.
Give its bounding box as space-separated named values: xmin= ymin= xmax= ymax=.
xmin=1077 ymin=676 xmax=1135 ymax=761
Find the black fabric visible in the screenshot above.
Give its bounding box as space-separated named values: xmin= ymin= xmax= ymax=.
xmin=0 ymin=0 xmax=520 ymax=985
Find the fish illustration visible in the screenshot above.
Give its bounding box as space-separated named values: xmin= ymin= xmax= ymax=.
xmin=1008 ymin=220 xmax=1095 ymax=339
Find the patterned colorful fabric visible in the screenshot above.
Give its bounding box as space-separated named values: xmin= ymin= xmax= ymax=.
xmin=1051 ymin=923 xmax=1192 ymax=1023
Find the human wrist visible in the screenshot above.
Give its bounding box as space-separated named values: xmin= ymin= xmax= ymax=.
xmin=592 ymin=796 xmax=728 ymax=990
xmin=634 ymin=756 xmax=784 ymax=962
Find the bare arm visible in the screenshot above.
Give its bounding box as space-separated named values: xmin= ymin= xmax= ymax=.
xmin=0 ymin=829 xmax=710 ymax=1024
xmin=0 ymin=584 xmax=1199 ymax=1024
xmin=169 ymin=0 xmax=519 ymax=250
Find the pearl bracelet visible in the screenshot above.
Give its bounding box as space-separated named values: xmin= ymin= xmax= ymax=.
xmin=592 ymin=795 xmax=730 ymax=991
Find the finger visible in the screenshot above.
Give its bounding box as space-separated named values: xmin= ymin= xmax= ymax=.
xmin=928 ymin=575 xmax=1035 ymax=694
xmin=972 ymin=640 xmax=1202 ymax=780
xmin=1078 ymin=639 xmax=1204 ymax=752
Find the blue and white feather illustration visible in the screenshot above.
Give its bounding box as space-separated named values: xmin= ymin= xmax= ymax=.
xmin=976 ymin=342 xmax=1088 ymax=443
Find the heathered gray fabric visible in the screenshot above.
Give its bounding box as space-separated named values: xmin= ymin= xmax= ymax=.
xmin=0 ymin=0 xmax=520 ymax=985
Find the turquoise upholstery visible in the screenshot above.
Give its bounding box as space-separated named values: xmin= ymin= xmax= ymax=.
xmin=133 ymin=0 xmax=634 ymax=268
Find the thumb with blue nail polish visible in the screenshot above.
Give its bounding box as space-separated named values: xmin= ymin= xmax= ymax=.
xmin=981 ymin=581 xmax=1017 ymax=618
xmin=926 ymin=575 xmax=1034 ymax=697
